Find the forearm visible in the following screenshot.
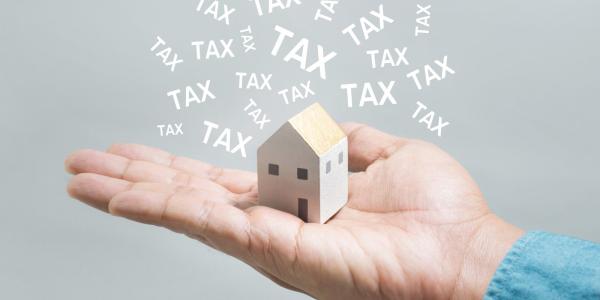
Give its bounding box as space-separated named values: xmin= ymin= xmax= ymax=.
xmin=452 ymin=214 xmax=600 ymax=300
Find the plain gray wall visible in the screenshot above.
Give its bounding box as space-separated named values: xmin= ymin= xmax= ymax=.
xmin=1 ymin=1 xmax=599 ymax=299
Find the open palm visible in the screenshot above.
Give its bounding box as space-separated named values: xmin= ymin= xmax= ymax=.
xmin=66 ymin=123 xmax=521 ymax=300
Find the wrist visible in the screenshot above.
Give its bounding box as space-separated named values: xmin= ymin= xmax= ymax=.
xmin=452 ymin=214 xmax=524 ymax=299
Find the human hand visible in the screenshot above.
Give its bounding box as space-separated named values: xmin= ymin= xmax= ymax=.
xmin=65 ymin=123 xmax=523 ymax=299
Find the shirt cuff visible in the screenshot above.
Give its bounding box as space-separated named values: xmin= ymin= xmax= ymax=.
xmin=484 ymin=231 xmax=600 ymax=300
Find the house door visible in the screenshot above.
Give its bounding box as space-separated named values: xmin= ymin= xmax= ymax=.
xmin=298 ymin=198 xmax=308 ymax=222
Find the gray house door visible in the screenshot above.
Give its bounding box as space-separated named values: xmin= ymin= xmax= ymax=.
xmin=298 ymin=198 xmax=308 ymax=222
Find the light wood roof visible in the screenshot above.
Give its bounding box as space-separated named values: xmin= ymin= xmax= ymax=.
xmin=288 ymin=103 xmax=346 ymax=156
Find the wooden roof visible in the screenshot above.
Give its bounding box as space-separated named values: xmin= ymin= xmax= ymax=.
xmin=288 ymin=103 xmax=346 ymax=156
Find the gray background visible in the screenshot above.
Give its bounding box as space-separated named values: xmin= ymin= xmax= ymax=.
xmin=1 ymin=0 xmax=599 ymax=299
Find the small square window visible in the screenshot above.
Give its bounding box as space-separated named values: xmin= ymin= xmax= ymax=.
xmin=297 ymin=168 xmax=308 ymax=180
xmin=268 ymin=164 xmax=279 ymax=176
xmin=338 ymin=151 xmax=344 ymax=164
xmin=326 ymin=161 xmax=331 ymax=174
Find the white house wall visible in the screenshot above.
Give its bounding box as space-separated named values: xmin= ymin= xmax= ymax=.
xmin=318 ymin=138 xmax=348 ymax=223
xmin=257 ymin=123 xmax=321 ymax=223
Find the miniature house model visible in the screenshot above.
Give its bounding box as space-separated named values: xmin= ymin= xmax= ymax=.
xmin=257 ymin=103 xmax=348 ymax=224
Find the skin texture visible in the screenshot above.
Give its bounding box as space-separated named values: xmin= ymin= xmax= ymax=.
xmin=65 ymin=123 xmax=523 ymax=300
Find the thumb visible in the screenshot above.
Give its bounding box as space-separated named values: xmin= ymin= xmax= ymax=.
xmin=340 ymin=122 xmax=408 ymax=172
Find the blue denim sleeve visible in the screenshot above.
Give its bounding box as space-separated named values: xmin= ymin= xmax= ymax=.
xmin=484 ymin=231 xmax=600 ymax=300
